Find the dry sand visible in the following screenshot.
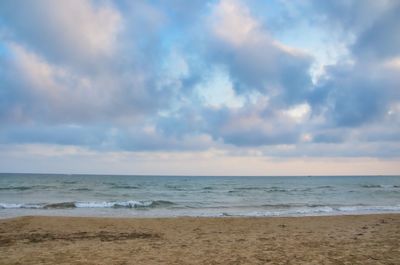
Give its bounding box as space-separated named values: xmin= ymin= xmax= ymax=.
xmin=0 ymin=214 xmax=399 ymax=264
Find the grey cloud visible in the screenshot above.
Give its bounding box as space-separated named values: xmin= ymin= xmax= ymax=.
xmin=311 ymin=0 xmax=394 ymax=33
xmin=0 ymin=0 xmax=122 ymax=71
xmin=312 ymin=130 xmax=347 ymax=144
xmin=353 ymin=4 xmax=400 ymax=59
xmin=149 ymin=102 xmax=304 ymax=148
xmin=306 ymin=0 xmax=400 ymax=129
xmin=0 ymin=48 xmax=156 ymax=124
xmin=209 ymin=41 xmax=313 ymax=104
xmin=312 ymin=0 xmax=400 ymax=60
xmin=0 ymin=123 xmax=214 ymax=152
xmin=0 ymin=125 xmax=108 ymax=147
xmin=201 ymin=104 xmax=304 ymax=147
xmin=310 ymin=63 xmax=398 ymax=127
xmin=328 ymin=70 xmax=387 ymax=127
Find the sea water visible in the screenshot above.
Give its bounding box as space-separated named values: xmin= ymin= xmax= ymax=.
xmin=0 ymin=173 xmax=399 ymax=218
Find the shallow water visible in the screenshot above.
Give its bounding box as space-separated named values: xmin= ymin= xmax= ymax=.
xmin=0 ymin=173 xmax=399 ymax=218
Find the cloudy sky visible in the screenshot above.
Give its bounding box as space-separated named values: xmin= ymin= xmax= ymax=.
xmin=0 ymin=0 xmax=399 ymax=175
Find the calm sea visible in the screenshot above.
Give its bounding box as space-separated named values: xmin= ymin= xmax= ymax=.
xmin=0 ymin=173 xmax=399 ymax=218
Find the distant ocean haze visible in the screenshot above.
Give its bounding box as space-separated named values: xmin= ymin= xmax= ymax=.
xmin=0 ymin=174 xmax=399 ymax=218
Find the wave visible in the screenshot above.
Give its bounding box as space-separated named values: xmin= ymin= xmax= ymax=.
xmin=71 ymin=188 xmax=92 ymax=191
xmin=164 ymin=185 xmax=186 ymax=191
xmin=62 ymin=181 xmax=78 ymax=184
xmin=235 ymin=185 xmax=399 ymax=193
xmin=361 ymin=184 xmax=382 ymax=188
xmin=360 ymin=184 xmax=400 ymax=189
xmin=102 ymin=182 xmax=140 ymax=189
xmin=220 ymin=205 xmax=400 ymax=217
xmin=261 ymin=203 xmax=298 ymax=208
xmin=259 ymin=203 xmax=365 ymax=209
xmin=0 ymin=185 xmax=57 ymax=191
xmin=233 ymin=187 xmax=269 ymax=191
xmin=110 ymin=184 xmax=140 ymax=190
xmin=0 ymin=203 xmax=42 ymax=209
xmin=230 ymin=186 xmax=335 ymax=193
xmin=75 ymin=200 xmax=175 ymax=209
xmin=0 ymin=200 xmax=176 ymax=210
xmin=230 ymin=187 xmax=287 ymax=193
xmin=44 ymin=202 xmax=76 ymax=209
xmin=316 ymin=185 xmax=333 ymax=189
xmin=230 ymin=187 xmax=301 ymax=193
xmin=0 ymin=186 xmax=32 ymax=191
xmin=1 ymin=202 xmax=400 ymax=217
xmin=267 ymin=188 xmax=288 ymax=192
xmin=282 ymin=205 xmax=400 ymax=216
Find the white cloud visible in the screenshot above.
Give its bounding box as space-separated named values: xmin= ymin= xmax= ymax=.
xmin=52 ymin=0 xmax=121 ymax=56
xmin=210 ymin=0 xmax=308 ymax=58
xmin=195 ymin=66 xmax=245 ymax=108
xmin=210 ymin=0 xmax=260 ymax=46
xmin=283 ymin=103 xmax=311 ymax=123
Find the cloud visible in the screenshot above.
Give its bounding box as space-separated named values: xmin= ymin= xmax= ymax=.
xmin=0 ymin=0 xmax=399 ymax=164
xmin=0 ymin=124 xmax=107 ymax=147
xmin=310 ymin=64 xmax=392 ymax=127
xmin=311 ymin=0 xmax=400 ymax=61
xmin=1 ymin=143 xmax=399 ymax=175
xmin=203 ymin=106 xmax=300 ymax=146
xmin=0 ymin=43 xmax=161 ymax=124
xmin=311 ymin=0 xmax=394 ymax=32
xmin=353 ymin=3 xmax=400 ymax=60
xmin=306 ymin=0 xmax=400 ymax=136
xmin=0 ymin=0 xmax=121 ymax=69
xmin=205 ymin=0 xmax=313 ymax=105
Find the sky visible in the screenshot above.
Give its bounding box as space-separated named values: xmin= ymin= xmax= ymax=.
xmin=0 ymin=0 xmax=399 ymax=175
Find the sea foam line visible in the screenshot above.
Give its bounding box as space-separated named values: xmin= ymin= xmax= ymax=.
xmin=0 ymin=200 xmax=175 ymax=209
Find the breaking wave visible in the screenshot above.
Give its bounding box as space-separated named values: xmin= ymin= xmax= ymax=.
xmin=0 ymin=200 xmax=176 ymax=209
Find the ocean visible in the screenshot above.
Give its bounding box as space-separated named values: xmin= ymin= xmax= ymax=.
xmin=0 ymin=173 xmax=399 ymax=218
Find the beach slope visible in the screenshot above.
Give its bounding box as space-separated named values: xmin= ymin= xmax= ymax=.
xmin=0 ymin=214 xmax=399 ymax=264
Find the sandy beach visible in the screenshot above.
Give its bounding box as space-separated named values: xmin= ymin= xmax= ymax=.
xmin=0 ymin=214 xmax=399 ymax=264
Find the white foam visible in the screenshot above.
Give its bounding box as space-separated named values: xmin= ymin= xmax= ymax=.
xmin=74 ymin=202 xmax=114 ymax=208
xmin=0 ymin=200 xmax=168 ymax=210
xmin=293 ymin=206 xmax=335 ymax=214
xmin=0 ymin=203 xmax=43 ymax=209
xmin=338 ymin=205 xmax=400 ymax=212
xmin=74 ymin=200 xmax=153 ymax=208
xmin=1 ymin=201 xmax=400 ymax=218
xmin=217 ymin=205 xmax=400 ymax=218
xmin=0 ymin=203 xmax=23 ymax=209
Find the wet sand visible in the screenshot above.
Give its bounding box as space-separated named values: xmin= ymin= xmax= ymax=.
xmin=0 ymin=214 xmax=399 ymax=264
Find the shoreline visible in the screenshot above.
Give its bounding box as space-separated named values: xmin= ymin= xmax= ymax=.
xmin=1 ymin=214 xmax=399 ymax=264
xmin=1 ymin=210 xmax=400 ymax=220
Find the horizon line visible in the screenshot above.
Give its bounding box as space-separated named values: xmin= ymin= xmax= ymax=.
xmin=1 ymin=172 xmax=398 ymax=177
